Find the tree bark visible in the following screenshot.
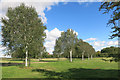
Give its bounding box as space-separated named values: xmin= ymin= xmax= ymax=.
xmin=70 ymin=50 xmax=72 ymax=62
xmin=39 ymin=52 xmax=42 ymax=61
xmin=91 ymin=54 xmax=93 ymax=59
xmin=82 ymin=51 xmax=85 ymax=60
xmin=39 ymin=58 xmax=42 ymax=61
xmin=25 ymin=46 xmax=28 ymax=67
xmin=28 ymin=58 xmax=30 ymax=67
xmin=58 ymin=54 xmax=60 ymax=61
xmin=88 ymin=54 xmax=89 ymax=60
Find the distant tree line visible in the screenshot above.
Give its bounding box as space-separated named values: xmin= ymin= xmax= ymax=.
xmin=96 ymin=46 xmax=119 ymax=57
xmin=96 ymin=46 xmax=119 ymax=61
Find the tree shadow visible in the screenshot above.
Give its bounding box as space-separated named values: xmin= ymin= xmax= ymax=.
xmin=10 ymin=59 xmax=24 ymax=61
xmin=101 ymin=59 xmax=109 ymax=61
xmin=32 ymin=68 xmax=119 ymax=79
xmin=101 ymin=58 xmax=117 ymax=62
xmin=39 ymin=60 xmax=57 ymax=62
xmin=1 ymin=62 xmax=24 ymax=66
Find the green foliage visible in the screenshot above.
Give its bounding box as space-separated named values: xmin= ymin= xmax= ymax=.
xmin=100 ymin=46 xmax=120 ymax=61
xmin=101 ymin=46 xmax=118 ymax=56
xmin=75 ymin=39 xmax=95 ymax=58
xmin=53 ymin=29 xmax=95 ymax=59
xmin=99 ymin=2 xmax=120 ymax=39
xmin=42 ymin=52 xmax=49 ymax=58
xmin=1 ymin=3 xmax=46 ymax=59
xmin=53 ymin=29 xmax=78 ymax=59
xmin=96 ymin=51 xmax=101 ymax=57
xmin=53 ymin=37 xmax=62 ymax=58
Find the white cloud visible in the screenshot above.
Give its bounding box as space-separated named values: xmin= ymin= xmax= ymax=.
xmin=44 ymin=28 xmax=79 ymax=54
xmin=0 ymin=52 xmax=4 ymax=57
xmin=44 ymin=28 xmax=63 ymax=54
xmin=84 ymin=38 xmax=118 ymax=51
xmin=45 ymin=28 xmax=63 ymax=41
xmin=0 ymin=0 xmax=61 ymax=23
xmin=107 ymin=41 xmax=118 ymax=46
xmin=0 ymin=0 xmax=105 ymax=24
xmin=0 ymin=37 xmax=2 ymax=42
xmin=0 ymin=44 xmax=7 ymax=58
xmin=84 ymin=38 xmax=97 ymax=41
xmin=89 ymin=40 xmax=118 ymax=51
xmin=91 ymin=41 xmax=105 ymax=47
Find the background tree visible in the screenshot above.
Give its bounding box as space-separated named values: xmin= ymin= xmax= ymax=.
xmin=1 ymin=3 xmax=46 ymax=66
xmin=75 ymin=39 xmax=95 ymax=60
xmin=74 ymin=39 xmax=83 ymax=58
xmin=101 ymin=46 xmax=119 ymax=58
xmin=54 ymin=29 xmax=78 ymax=62
xmin=53 ymin=37 xmax=62 ymax=60
xmin=96 ymin=51 xmax=101 ymax=57
xmin=63 ymin=29 xmax=78 ymax=62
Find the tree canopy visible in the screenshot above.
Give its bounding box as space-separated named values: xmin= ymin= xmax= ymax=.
xmin=1 ymin=3 xmax=46 ymax=66
xmin=53 ymin=29 xmax=95 ymax=60
xmin=99 ymin=2 xmax=120 ymax=39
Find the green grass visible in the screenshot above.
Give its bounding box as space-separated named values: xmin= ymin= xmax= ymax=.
xmin=1 ymin=58 xmax=119 ymax=79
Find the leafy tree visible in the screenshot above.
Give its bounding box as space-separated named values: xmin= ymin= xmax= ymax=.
xmin=99 ymin=2 xmax=120 ymax=39
xmin=42 ymin=52 xmax=49 ymax=58
xmin=54 ymin=29 xmax=78 ymax=62
xmin=53 ymin=37 xmax=62 ymax=60
xmin=1 ymin=3 xmax=46 ymax=66
xmin=75 ymin=39 xmax=83 ymax=58
xmin=75 ymin=39 xmax=95 ymax=60
xmin=11 ymin=47 xmax=25 ymax=59
xmin=96 ymin=51 xmax=101 ymax=57
xmin=101 ymin=46 xmax=119 ymax=57
xmin=62 ymin=29 xmax=78 ymax=62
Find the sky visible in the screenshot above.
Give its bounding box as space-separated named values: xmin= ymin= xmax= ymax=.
xmin=0 ymin=0 xmax=118 ymax=57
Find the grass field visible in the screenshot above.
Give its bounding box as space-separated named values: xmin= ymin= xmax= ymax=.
xmin=1 ymin=57 xmax=119 ymax=79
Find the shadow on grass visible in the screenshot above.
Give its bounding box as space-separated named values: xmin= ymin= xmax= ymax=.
xmin=1 ymin=62 xmax=24 ymax=66
xmin=32 ymin=68 xmax=119 ymax=79
xmin=39 ymin=60 xmax=57 ymax=62
xmin=10 ymin=59 xmax=24 ymax=61
xmin=101 ymin=58 xmax=118 ymax=62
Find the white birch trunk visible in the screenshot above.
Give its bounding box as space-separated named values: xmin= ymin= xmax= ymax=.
xmin=39 ymin=52 xmax=42 ymax=61
xmin=39 ymin=58 xmax=41 ymax=61
xmin=82 ymin=51 xmax=85 ymax=60
xmin=58 ymin=54 xmax=60 ymax=61
xmin=70 ymin=50 xmax=72 ymax=62
xmin=91 ymin=54 xmax=93 ymax=59
xmin=25 ymin=46 xmax=28 ymax=66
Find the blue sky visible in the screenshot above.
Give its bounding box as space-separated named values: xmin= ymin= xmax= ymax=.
xmin=0 ymin=1 xmax=118 ymax=56
xmin=44 ymin=2 xmax=118 ymax=53
xmin=45 ymin=2 xmax=112 ymax=40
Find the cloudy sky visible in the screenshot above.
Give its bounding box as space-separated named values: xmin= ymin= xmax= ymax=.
xmin=0 ymin=0 xmax=118 ymax=57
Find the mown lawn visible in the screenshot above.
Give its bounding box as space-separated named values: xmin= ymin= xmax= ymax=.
xmin=1 ymin=58 xmax=119 ymax=79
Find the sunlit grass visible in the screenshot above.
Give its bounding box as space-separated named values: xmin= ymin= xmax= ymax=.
xmin=2 ymin=57 xmax=119 ymax=78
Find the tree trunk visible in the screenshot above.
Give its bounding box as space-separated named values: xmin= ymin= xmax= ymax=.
xmin=58 ymin=54 xmax=60 ymax=61
xmin=25 ymin=46 xmax=28 ymax=67
xmin=39 ymin=52 xmax=42 ymax=61
xmin=91 ymin=54 xmax=93 ymax=59
xmin=88 ymin=54 xmax=90 ymax=60
xmin=39 ymin=58 xmax=42 ymax=61
xmin=82 ymin=51 xmax=85 ymax=60
xmin=70 ymin=50 xmax=72 ymax=62
xmin=29 ymin=58 xmax=30 ymax=67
